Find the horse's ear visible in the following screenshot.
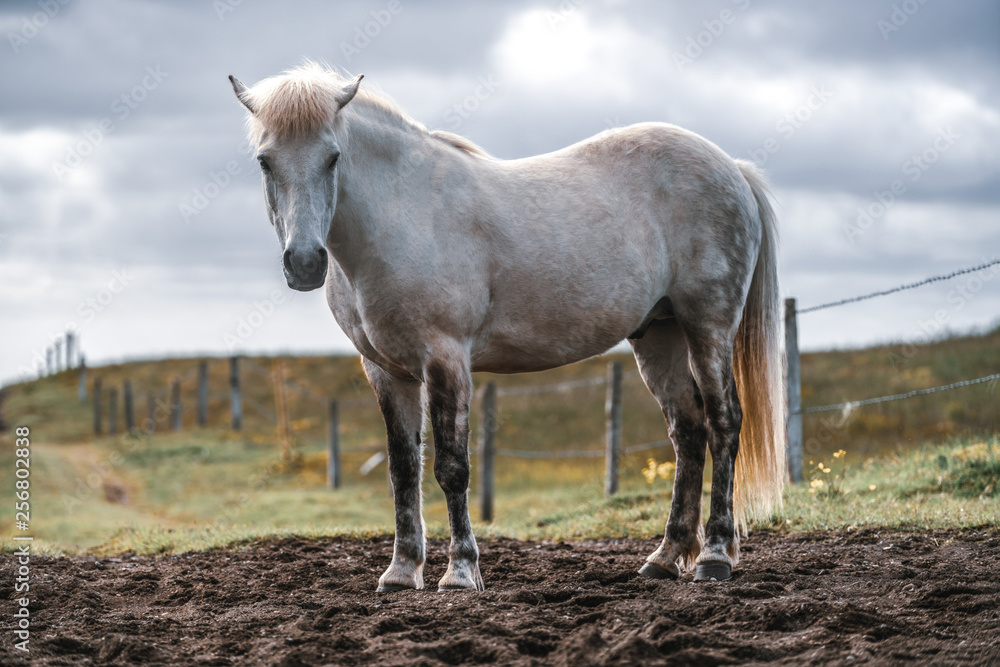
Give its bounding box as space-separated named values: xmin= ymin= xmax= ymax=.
xmin=229 ymin=75 xmax=256 ymax=114
xmin=336 ymin=74 xmax=364 ymax=110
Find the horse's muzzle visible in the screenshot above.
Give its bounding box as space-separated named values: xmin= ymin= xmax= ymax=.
xmin=283 ymin=245 xmax=328 ymax=291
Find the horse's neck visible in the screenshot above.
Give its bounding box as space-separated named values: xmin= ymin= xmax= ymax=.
xmin=328 ymin=110 xmax=438 ymax=280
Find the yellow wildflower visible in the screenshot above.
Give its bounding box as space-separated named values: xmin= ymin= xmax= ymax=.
xmin=642 ymin=459 xmax=657 ymax=484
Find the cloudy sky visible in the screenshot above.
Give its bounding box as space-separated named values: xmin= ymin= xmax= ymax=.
xmin=2 ymin=0 xmax=998 ymax=385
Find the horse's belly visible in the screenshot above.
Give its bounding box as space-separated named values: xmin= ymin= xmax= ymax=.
xmin=470 ymin=308 xmax=642 ymax=374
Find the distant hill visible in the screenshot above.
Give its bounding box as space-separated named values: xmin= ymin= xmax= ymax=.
xmin=3 ymin=327 xmax=997 ymax=461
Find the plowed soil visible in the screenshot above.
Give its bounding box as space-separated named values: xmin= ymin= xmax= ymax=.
xmin=2 ymin=529 xmax=999 ymax=665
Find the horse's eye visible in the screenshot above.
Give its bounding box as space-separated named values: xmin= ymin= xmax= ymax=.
xmin=328 ymin=153 xmax=340 ymax=171
xmin=258 ymin=158 xmax=271 ymax=173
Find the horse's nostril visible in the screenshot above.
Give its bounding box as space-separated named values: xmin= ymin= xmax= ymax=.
xmin=283 ymin=246 xmax=327 ymax=280
xmin=301 ymin=249 xmax=325 ymax=272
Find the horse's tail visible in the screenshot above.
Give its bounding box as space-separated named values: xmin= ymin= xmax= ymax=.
xmin=732 ymin=159 xmax=786 ymax=530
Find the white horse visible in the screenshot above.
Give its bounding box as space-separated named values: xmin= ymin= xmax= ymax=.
xmin=229 ymin=62 xmax=785 ymax=590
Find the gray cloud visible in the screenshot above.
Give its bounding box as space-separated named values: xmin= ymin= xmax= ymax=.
xmin=2 ymin=0 xmax=998 ymax=384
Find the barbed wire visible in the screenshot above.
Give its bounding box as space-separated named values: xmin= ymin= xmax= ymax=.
xmin=497 ymin=446 xmax=604 ymax=459
xmin=797 ymin=258 xmax=1000 ymax=314
xmin=495 ymin=375 xmax=607 ymax=397
xmin=495 ymin=369 xmax=641 ymax=396
xmin=798 ymin=372 xmax=1000 ymax=415
xmin=283 ymin=377 xmax=330 ymax=407
xmin=240 ymin=357 xmax=377 ymax=409
xmin=243 ymin=393 xmax=276 ymax=423
xmin=496 ymin=438 xmax=670 ymax=459
xmin=298 ymin=434 xmax=383 ymax=454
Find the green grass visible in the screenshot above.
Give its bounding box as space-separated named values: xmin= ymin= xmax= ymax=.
xmin=0 ymin=328 xmax=996 ymax=555
xmin=1 ymin=428 xmax=996 ymax=555
xmin=800 ymin=327 xmax=1000 ymax=458
xmin=776 ymin=438 xmax=999 ymax=531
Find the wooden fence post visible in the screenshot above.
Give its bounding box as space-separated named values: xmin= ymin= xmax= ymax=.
xmin=197 ymin=360 xmax=209 ymax=427
xmin=108 ymin=387 xmax=118 ymax=436
xmin=45 ymin=347 xmax=52 ymax=376
xmin=78 ymin=359 xmax=87 ymax=402
xmin=54 ymin=339 xmax=63 ymax=373
xmin=605 ymin=361 xmax=623 ymax=497
xmin=785 ymin=298 xmax=803 ymax=483
xmin=123 ymin=380 xmax=135 ymax=432
xmin=479 ymin=382 xmax=497 ymax=522
xmin=230 ymin=356 xmax=242 ymax=430
xmin=65 ymin=331 xmax=74 ymax=370
xmin=170 ymin=379 xmax=182 ymax=431
xmin=272 ymin=359 xmax=292 ymax=461
xmin=93 ymin=377 xmax=102 ymax=435
xmin=327 ymin=400 xmax=341 ymax=490
xmin=146 ymin=391 xmax=157 ymax=433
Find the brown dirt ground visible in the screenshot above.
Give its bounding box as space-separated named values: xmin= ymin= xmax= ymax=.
xmin=2 ymin=529 xmax=999 ymax=666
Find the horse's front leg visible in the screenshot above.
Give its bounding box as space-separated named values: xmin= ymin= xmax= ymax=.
xmin=425 ymin=352 xmax=484 ymax=591
xmin=365 ymin=359 xmax=427 ymax=592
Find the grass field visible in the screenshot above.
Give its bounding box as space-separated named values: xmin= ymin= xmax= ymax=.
xmin=0 ymin=327 xmax=997 ymax=555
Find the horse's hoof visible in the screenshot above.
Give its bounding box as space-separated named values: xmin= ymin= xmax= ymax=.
xmin=639 ymin=561 xmax=679 ymax=580
xmin=694 ymin=562 xmax=731 ymax=582
xmin=438 ymin=584 xmax=477 ymax=592
xmin=377 ymin=583 xmax=415 ymax=593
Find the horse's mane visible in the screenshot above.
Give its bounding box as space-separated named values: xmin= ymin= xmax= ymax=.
xmin=429 ymin=130 xmax=493 ymax=159
xmin=242 ymin=61 xmax=494 ymax=160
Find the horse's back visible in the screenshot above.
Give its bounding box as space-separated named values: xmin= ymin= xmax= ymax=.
xmin=465 ymin=123 xmax=760 ymax=373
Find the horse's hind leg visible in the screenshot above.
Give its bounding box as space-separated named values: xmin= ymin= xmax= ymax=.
xmin=632 ymin=319 xmax=708 ymax=579
xmin=425 ymin=348 xmax=484 ymax=591
xmin=365 ymin=359 xmax=426 ymax=592
xmin=676 ymin=307 xmax=744 ymax=582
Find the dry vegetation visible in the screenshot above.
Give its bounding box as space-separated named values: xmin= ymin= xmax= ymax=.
xmin=0 ymin=327 xmax=996 ymax=554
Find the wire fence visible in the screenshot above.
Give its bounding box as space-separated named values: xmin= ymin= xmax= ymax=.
xmin=784 ymin=258 xmax=998 ymax=413
xmin=798 ymin=373 xmax=1000 ymax=415
xmin=495 ymin=371 xmax=641 ymax=396
xmin=796 ymin=258 xmax=1000 ymax=314
xmin=484 ymin=257 xmax=999 ymax=467
xmin=498 ymin=439 xmax=669 ymax=459
xmin=75 ymin=257 xmax=997 ymax=493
